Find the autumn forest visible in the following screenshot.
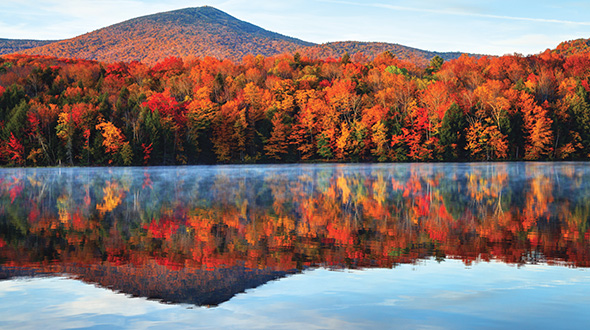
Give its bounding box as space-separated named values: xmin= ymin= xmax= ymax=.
xmin=1 ymin=49 xmax=590 ymax=166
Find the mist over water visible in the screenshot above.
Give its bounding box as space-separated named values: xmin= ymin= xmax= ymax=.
xmin=1 ymin=162 xmax=590 ymax=328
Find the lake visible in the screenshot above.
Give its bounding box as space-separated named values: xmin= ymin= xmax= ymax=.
xmin=1 ymin=163 xmax=590 ymax=329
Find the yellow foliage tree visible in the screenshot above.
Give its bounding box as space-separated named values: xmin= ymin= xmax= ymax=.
xmin=96 ymin=121 xmax=132 ymax=164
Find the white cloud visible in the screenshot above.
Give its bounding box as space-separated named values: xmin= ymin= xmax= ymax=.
xmin=1 ymin=0 xmax=204 ymax=39
xmin=1 ymin=0 xmax=589 ymax=55
xmin=340 ymin=1 xmax=590 ymax=26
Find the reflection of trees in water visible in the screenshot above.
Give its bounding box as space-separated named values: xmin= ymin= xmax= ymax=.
xmin=1 ymin=164 xmax=590 ymax=274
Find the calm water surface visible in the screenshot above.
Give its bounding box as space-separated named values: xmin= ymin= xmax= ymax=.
xmin=1 ymin=162 xmax=590 ymax=329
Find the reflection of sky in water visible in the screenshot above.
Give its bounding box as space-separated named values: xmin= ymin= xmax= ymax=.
xmin=1 ymin=259 xmax=589 ymax=329
xmin=2 ymin=162 xmax=590 ymax=328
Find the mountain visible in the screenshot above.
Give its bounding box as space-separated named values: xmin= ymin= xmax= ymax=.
xmin=13 ymin=6 xmax=472 ymax=64
xmin=0 ymin=38 xmax=56 ymax=55
xmin=18 ymin=6 xmax=314 ymax=63
xmin=1 ymin=264 xmax=294 ymax=307
xmin=299 ymin=41 xmax=468 ymax=63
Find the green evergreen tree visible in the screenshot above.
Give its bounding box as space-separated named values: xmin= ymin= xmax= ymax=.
xmin=439 ymin=103 xmax=466 ymax=161
xmin=426 ymin=55 xmax=444 ymax=76
xmin=0 ymin=84 xmax=26 ymax=123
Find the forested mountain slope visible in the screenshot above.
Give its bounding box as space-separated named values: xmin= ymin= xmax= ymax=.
xmin=300 ymin=41 xmax=468 ymax=63
xmin=552 ymin=38 xmax=590 ymax=56
xmin=0 ymin=39 xmax=56 ymax=55
xmin=14 ymin=6 xmax=468 ymax=63
xmin=18 ymin=6 xmax=314 ymax=63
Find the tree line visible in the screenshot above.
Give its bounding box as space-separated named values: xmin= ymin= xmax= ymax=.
xmin=1 ymin=49 xmax=590 ymax=166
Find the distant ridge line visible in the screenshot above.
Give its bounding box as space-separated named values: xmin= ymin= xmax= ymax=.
xmin=3 ymin=6 xmax=479 ymax=63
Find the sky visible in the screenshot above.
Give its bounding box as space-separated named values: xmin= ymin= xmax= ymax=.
xmin=1 ymin=0 xmax=590 ymax=55
xmin=1 ymin=261 xmax=590 ymax=329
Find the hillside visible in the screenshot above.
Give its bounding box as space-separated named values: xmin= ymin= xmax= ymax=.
xmin=0 ymin=38 xmax=56 ymax=55
xmin=19 ymin=6 xmax=314 ymax=63
xmin=300 ymin=41 xmax=467 ymax=63
xmin=14 ymin=6 xmax=472 ymax=64
xmin=552 ymin=38 xmax=590 ymax=56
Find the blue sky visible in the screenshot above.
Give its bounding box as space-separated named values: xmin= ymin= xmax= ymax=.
xmin=2 ymin=261 xmax=590 ymax=329
xmin=2 ymin=0 xmax=590 ymax=55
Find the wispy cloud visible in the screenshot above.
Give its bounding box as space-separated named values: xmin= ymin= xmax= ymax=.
xmin=1 ymin=0 xmax=587 ymax=55
xmin=320 ymin=0 xmax=590 ymax=26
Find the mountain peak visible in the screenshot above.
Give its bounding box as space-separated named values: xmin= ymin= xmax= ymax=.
xmin=18 ymin=6 xmax=314 ymax=63
xmin=144 ymin=6 xmax=238 ymax=22
xmin=11 ymin=6 xmax=470 ymax=63
xmin=119 ymin=6 xmax=254 ymax=30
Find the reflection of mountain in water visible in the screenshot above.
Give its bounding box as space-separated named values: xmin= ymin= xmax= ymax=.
xmin=0 ymin=266 xmax=42 ymax=280
xmin=0 ymin=264 xmax=294 ymax=306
